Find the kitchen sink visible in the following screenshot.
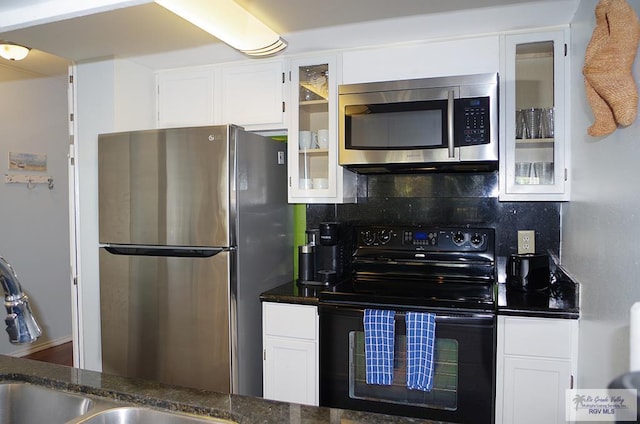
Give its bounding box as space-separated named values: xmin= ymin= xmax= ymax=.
xmin=0 ymin=383 xmax=237 ymax=424
xmin=75 ymin=407 xmax=237 ymax=424
xmin=0 ymin=383 xmax=93 ymax=423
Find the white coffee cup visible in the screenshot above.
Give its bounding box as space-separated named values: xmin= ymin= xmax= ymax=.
xmin=312 ymin=177 xmax=328 ymax=189
xmin=299 ymin=131 xmax=312 ymax=149
xmin=299 ymin=178 xmax=313 ymax=189
xmin=317 ymin=129 xmax=329 ymax=148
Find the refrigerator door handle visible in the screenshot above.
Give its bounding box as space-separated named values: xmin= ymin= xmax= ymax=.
xmin=103 ymin=245 xmax=229 ymax=258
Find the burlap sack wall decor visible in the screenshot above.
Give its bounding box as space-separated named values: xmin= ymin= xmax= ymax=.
xmin=583 ymin=0 xmax=640 ymax=137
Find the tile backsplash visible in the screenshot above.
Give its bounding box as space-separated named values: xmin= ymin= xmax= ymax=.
xmin=305 ymin=171 xmax=560 ymax=281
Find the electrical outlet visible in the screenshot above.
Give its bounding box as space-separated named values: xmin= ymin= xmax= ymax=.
xmin=517 ymin=230 xmax=535 ymax=254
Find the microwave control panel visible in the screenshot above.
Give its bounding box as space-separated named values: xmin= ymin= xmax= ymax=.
xmin=455 ymin=96 xmax=490 ymax=146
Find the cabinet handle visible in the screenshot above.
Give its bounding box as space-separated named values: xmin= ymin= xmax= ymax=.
xmin=263 ymin=349 xmax=266 ymax=361
xmin=570 ymin=375 xmax=574 ymax=389
xmin=447 ymin=90 xmax=455 ymax=158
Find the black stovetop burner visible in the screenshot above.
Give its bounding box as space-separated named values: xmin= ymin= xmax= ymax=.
xmin=319 ymin=225 xmax=497 ymax=312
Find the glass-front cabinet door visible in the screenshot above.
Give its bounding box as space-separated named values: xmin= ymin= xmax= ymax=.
xmin=500 ymin=30 xmax=569 ymax=201
xmin=288 ymin=55 xmax=356 ymax=204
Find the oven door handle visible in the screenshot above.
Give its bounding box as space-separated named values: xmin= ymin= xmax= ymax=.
xmin=394 ymin=311 xmax=495 ymax=325
xmin=319 ymin=304 xmax=495 ymax=326
xmin=436 ymin=314 xmax=494 ymax=326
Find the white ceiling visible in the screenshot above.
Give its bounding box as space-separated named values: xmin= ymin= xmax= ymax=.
xmin=234 ymin=0 xmax=553 ymax=33
xmin=0 ymin=0 xmax=575 ymax=79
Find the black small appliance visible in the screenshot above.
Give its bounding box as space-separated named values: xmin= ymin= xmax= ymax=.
xmin=507 ymin=253 xmax=550 ymax=291
xmin=297 ymin=222 xmax=351 ymax=286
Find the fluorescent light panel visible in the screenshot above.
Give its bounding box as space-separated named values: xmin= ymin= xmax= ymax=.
xmin=155 ymin=0 xmax=287 ymax=57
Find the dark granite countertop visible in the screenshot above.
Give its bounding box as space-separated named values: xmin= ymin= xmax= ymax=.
xmin=497 ymin=265 xmax=580 ymax=319
xmin=259 ymin=281 xmax=321 ymax=305
xmin=497 ymin=280 xmax=580 ymax=319
xmin=0 ymin=355 xmax=442 ymax=424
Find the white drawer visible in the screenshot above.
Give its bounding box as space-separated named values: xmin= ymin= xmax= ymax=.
xmin=263 ymin=302 xmax=318 ymax=340
xmin=502 ymin=316 xmax=576 ymax=359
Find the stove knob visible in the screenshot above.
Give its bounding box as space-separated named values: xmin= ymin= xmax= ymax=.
xmin=378 ymin=229 xmax=392 ymax=245
xmin=452 ymin=231 xmax=466 ymax=246
xmin=470 ymin=232 xmax=484 ymax=247
xmin=361 ymin=230 xmax=375 ymax=246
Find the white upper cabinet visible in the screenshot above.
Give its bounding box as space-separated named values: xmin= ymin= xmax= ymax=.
xmin=287 ymin=54 xmax=357 ymax=204
xmin=220 ymin=61 xmax=287 ymax=130
xmin=499 ymin=29 xmax=570 ymax=201
xmin=155 ymin=30 xmax=571 ymax=203
xmin=156 ymin=60 xmax=287 ymax=131
xmin=157 ymin=68 xmax=216 ymax=128
xmin=342 ymin=36 xmax=499 ymax=84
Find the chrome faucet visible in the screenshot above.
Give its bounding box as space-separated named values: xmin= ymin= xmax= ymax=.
xmin=0 ymin=257 xmax=41 ymax=344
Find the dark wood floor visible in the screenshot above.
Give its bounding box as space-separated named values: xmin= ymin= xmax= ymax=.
xmin=23 ymin=341 xmax=73 ymax=367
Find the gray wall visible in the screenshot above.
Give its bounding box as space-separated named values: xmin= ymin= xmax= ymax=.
xmin=563 ymin=0 xmax=640 ymax=388
xmin=0 ymin=73 xmax=71 ymax=355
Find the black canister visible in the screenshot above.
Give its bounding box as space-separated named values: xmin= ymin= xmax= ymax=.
xmin=507 ymin=253 xmax=550 ymax=291
xmin=298 ymin=245 xmax=316 ymax=283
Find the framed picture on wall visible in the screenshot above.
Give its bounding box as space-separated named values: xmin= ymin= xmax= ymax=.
xmin=8 ymin=152 xmax=47 ymax=172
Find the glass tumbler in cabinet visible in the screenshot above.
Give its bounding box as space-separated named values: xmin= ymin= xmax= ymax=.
xmin=296 ymin=64 xmax=330 ymax=194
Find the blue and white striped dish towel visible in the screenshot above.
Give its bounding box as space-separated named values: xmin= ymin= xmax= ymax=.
xmin=406 ymin=312 xmax=436 ymax=391
xmin=363 ymin=309 xmax=396 ymax=385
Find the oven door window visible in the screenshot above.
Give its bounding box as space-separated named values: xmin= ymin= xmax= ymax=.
xmin=349 ymin=331 xmax=458 ymax=410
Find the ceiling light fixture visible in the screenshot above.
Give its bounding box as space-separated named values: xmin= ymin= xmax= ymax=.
xmin=0 ymin=42 xmax=30 ymax=61
xmin=155 ymin=0 xmax=287 ymax=57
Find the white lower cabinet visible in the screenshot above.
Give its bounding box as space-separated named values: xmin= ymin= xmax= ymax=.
xmin=496 ymin=316 xmax=578 ymax=424
xmin=262 ymin=302 xmax=318 ymax=406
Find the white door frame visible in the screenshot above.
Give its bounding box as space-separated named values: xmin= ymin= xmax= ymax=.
xmin=67 ymin=64 xmax=83 ymax=368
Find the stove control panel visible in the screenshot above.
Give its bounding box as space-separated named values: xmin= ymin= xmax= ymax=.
xmin=356 ymin=226 xmax=494 ymax=252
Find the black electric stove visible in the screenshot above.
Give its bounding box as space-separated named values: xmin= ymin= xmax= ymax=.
xmin=319 ymin=225 xmax=497 ymax=312
xmin=318 ymin=225 xmax=497 ymax=423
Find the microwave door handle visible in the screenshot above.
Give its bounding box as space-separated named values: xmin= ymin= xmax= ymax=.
xmin=447 ymin=90 xmax=455 ymax=158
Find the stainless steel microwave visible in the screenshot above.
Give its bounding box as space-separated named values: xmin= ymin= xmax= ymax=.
xmin=338 ymin=73 xmax=498 ymax=173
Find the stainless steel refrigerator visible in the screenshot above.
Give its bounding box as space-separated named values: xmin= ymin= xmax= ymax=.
xmin=98 ymin=125 xmax=292 ymax=397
